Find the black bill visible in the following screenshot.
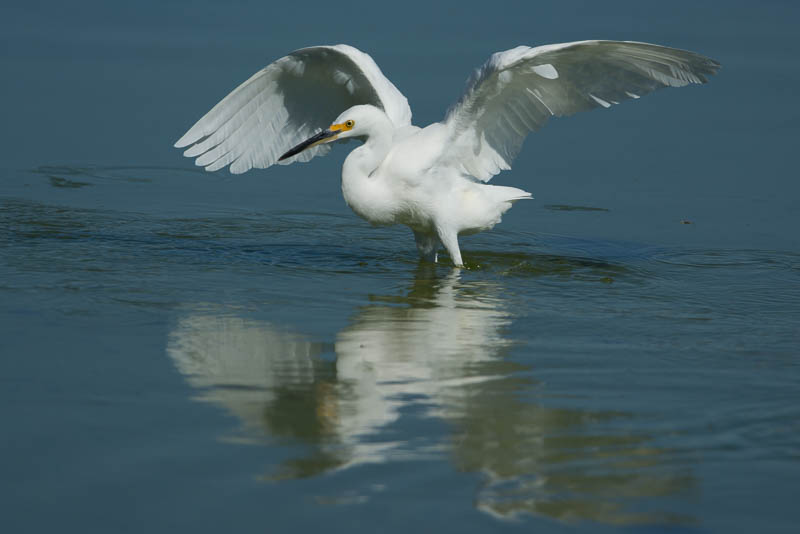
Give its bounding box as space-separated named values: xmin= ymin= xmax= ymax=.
xmin=279 ymin=129 xmax=338 ymax=161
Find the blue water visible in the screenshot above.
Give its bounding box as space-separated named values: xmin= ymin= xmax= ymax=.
xmin=2 ymin=1 xmax=799 ymax=532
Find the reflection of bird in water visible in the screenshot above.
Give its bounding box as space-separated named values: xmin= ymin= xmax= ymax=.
xmin=167 ymin=267 xmax=511 ymax=471
xmin=175 ymin=42 xmax=718 ymax=265
xmin=167 ymin=264 xmax=693 ymax=523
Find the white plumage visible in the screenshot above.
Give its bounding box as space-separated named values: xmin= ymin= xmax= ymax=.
xmin=175 ymin=41 xmax=719 ymax=266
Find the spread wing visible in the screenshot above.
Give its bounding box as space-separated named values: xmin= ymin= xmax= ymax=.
xmin=437 ymin=40 xmax=720 ymax=181
xmin=174 ymin=44 xmax=412 ymax=174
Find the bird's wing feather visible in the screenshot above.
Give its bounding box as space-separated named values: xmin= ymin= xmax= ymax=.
xmin=175 ymin=44 xmax=412 ymax=174
xmin=437 ymin=40 xmax=720 ymax=181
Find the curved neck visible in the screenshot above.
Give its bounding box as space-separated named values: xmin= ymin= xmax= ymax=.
xmin=343 ymin=120 xmax=393 ymax=178
xmin=340 ymin=114 xmax=395 ymax=224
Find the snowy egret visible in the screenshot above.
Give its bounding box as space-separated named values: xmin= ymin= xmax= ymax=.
xmin=175 ymin=41 xmax=719 ymax=266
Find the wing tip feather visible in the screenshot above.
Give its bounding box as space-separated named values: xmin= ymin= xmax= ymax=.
xmin=174 ymin=128 xmax=201 ymax=149
xmin=174 ymin=135 xmax=192 ymax=149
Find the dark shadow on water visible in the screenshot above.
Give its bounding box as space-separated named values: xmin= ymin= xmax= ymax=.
xmin=48 ymin=176 xmax=93 ymax=189
xmin=166 ymin=263 xmax=696 ymax=526
xmin=544 ymin=204 xmax=610 ymax=212
xmin=31 ymin=164 xmax=209 ymax=185
xmin=460 ymin=249 xmax=638 ymax=286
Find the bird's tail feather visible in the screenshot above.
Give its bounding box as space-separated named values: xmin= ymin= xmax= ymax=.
xmin=491 ymin=185 xmax=533 ymax=203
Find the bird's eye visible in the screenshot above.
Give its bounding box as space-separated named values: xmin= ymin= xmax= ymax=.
xmin=345 ymin=120 xmax=354 ymax=129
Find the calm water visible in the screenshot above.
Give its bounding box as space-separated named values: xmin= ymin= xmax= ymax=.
xmin=2 ymin=1 xmax=800 ymax=532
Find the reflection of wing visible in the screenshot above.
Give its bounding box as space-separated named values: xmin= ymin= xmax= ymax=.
xmin=438 ymin=41 xmax=719 ymax=181
xmin=168 ymin=314 xmax=317 ymax=390
xmin=175 ymin=45 xmax=412 ymax=173
xmin=167 ymin=314 xmax=321 ymax=433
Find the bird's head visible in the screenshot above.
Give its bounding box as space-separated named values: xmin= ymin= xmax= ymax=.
xmin=278 ymin=105 xmax=384 ymax=161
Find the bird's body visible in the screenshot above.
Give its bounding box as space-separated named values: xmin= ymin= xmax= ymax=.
xmin=333 ymin=106 xmax=530 ymax=264
xmin=175 ymin=42 xmax=719 ymax=266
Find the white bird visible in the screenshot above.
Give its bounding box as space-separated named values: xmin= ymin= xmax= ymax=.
xmin=175 ymin=41 xmax=719 ymax=266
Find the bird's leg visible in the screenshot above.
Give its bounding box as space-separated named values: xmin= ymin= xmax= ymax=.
xmin=413 ymin=230 xmax=440 ymax=263
xmin=437 ymin=229 xmax=463 ymax=267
